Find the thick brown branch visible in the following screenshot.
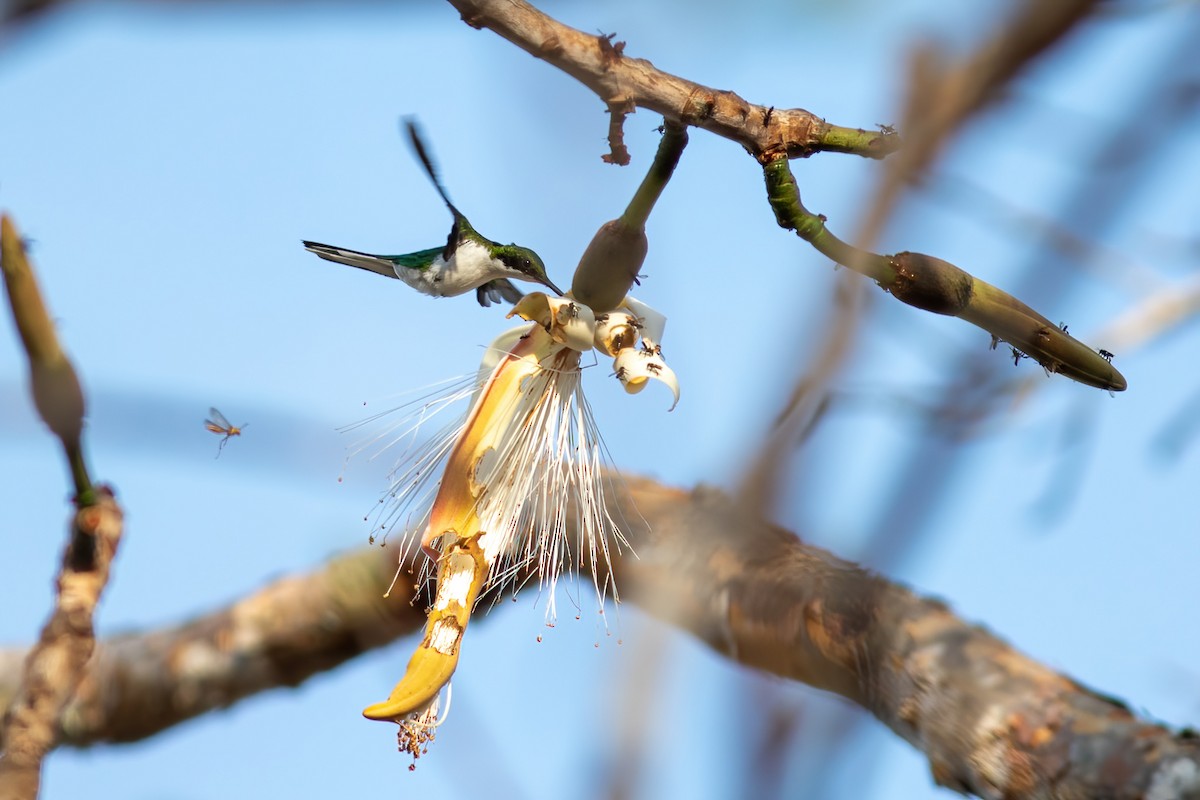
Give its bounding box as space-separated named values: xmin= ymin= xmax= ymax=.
xmin=445 ymin=0 xmax=900 ymax=162
xmin=1 ymin=546 xmax=427 ymax=747
xmin=894 ymin=0 xmax=1101 ymax=187
xmin=613 ymin=482 xmax=1199 ymax=798
xmin=1 ymin=478 xmax=1194 ymax=798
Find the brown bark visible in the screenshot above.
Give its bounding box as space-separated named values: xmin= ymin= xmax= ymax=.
xmin=1 ymin=478 xmax=1194 ymax=799
xmin=2 ymin=544 xmax=426 ymax=748
xmin=0 ymin=491 xmax=123 ymax=800
xmin=444 ymin=0 xmax=901 ymax=164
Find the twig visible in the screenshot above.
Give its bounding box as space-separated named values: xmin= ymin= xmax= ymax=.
xmin=1094 ymin=273 xmax=1200 ymax=352
xmin=445 ymin=0 xmax=900 ymax=162
xmin=0 ymin=215 xmax=122 ymax=800
xmin=739 ymin=269 xmax=865 ymax=514
xmin=861 ymin=0 xmax=1102 ymax=248
xmin=909 ymin=0 xmax=1102 ymax=166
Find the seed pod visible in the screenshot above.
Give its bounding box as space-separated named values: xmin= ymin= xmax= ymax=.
xmin=570 ymin=219 xmax=647 ymax=314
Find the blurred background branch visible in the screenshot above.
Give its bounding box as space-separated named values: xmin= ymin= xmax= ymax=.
xmin=0 ymin=477 xmax=1194 ymax=797
xmin=0 ymin=218 xmax=122 ymax=800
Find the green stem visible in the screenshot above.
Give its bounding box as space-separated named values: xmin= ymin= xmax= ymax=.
xmin=762 ymin=157 xmax=895 ymax=283
xmin=760 ymin=159 xmax=1127 ymax=392
xmin=620 ymin=121 xmax=689 ymax=230
xmin=67 ymin=443 xmax=96 ymax=508
xmin=571 ymin=121 xmax=690 ymax=312
xmin=814 ymin=122 xmax=902 ymax=160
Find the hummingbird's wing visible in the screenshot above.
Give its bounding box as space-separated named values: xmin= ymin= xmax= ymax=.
xmin=302 ymin=240 xmax=440 ymax=278
xmin=404 ymin=119 xmax=463 ymax=220
xmin=476 ymin=279 xmax=525 ymax=307
xmin=404 ymin=118 xmax=479 ymax=260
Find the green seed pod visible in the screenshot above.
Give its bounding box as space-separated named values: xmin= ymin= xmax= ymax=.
xmin=570 ymin=219 xmax=647 ymax=313
xmin=886 ymin=251 xmax=974 ymax=316
xmin=2 ymin=215 xmax=87 ymax=445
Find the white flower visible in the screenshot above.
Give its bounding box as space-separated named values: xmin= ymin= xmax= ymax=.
xmin=356 ymin=293 xmax=678 ymax=731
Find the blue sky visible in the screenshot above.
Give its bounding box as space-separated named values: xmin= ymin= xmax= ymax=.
xmin=2 ymin=2 xmax=1199 ymax=798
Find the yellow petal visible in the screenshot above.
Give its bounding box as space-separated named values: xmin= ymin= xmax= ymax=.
xmin=424 ymin=329 xmax=550 ymax=553
xmin=362 ymin=535 xmax=488 ymax=722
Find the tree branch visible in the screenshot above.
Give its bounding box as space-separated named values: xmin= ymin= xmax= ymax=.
xmin=445 ymin=0 xmax=1125 ymax=393
xmin=444 ymin=0 xmax=900 ymax=163
xmin=2 ymin=478 xmax=1194 ymax=798
xmin=0 ymin=216 xmax=123 ymax=800
xmin=0 ymin=491 xmax=123 ymax=800
xmin=0 ymin=545 xmax=424 ymax=746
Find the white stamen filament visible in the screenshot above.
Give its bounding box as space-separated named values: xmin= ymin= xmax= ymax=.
xmin=345 ymin=293 xmax=675 ymax=624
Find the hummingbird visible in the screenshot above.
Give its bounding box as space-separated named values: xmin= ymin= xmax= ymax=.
xmin=303 ymin=120 xmax=563 ymax=307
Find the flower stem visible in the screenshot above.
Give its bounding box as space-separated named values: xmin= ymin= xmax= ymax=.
xmin=760 ymin=158 xmax=1127 ymax=392
xmin=571 ymin=121 xmax=689 ymax=312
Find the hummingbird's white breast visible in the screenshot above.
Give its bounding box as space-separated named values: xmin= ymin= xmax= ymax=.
xmin=395 ymin=239 xmax=505 ymax=297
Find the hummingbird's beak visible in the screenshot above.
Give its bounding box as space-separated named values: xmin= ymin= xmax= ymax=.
xmin=541 ymin=276 xmax=565 ymax=296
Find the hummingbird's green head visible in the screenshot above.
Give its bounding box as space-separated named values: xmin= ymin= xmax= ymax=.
xmin=494 ymin=244 xmax=563 ymax=296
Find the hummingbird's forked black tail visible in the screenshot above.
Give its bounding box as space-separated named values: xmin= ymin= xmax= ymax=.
xmin=301 ymin=240 xmax=400 ymax=279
